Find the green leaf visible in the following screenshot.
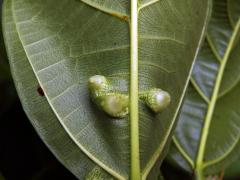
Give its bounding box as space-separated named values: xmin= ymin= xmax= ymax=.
xmin=3 ymin=0 xmax=112 ymax=179
xmin=168 ymin=0 xmax=240 ymax=179
xmin=224 ymin=157 xmax=240 ymax=179
xmin=4 ymin=0 xmax=210 ymax=179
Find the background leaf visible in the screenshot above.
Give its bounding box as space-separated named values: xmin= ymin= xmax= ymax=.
xmin=224 ymin=157 xmax=240 ymax=179
xmin=168 ymin=0 xmax=240 ymax=178
xmin=5 ymin=0 xmax=210 ymax=179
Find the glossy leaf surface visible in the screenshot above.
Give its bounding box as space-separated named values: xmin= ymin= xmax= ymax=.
xmin=168 ymin=0 xmax=240 ymax=178
xmin=4 ymin=0 xmax=210 ymax=179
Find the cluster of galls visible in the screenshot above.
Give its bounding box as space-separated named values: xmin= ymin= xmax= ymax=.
xmin=88 ymin=75 xmax=171 ymax=118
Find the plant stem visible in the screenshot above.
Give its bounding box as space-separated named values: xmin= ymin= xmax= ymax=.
xmin=130 ymin=0 xmax=140 ymax=179
xmin=195 ymin=166 xmax=204 ymax=180
xmin=195 ymin=19 xmax=240 ymax=180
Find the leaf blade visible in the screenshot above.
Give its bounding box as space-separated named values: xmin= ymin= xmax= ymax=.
xmin=3 ymin=0 xmax=113 ymax=179
xmin=6 ymin=0 xmax=210 ymax=178
xmin=168 ymin=0 xmax=240 ymax=178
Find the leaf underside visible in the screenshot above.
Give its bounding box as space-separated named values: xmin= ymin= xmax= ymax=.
xmin=168 ymin=0 xmax=240 ymax=177
xmin=3 ymin=0 xmax=210 ymax=179
xmin=3 ymin=1 xmax=113 ymax=179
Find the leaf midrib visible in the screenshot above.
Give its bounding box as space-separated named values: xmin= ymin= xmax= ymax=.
xmin=130 ymin=0 xmax=140 ymax=179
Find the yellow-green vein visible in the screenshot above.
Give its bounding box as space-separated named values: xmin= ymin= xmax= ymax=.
xmin=190 ymin=78 xmax=210 ymax=104
xmin=130 ymin=0 xmax=140 ymax=179
xmin=173 ymin=136 xmax=194 ymax=168
xmin=203 ymin=133 xmax=240 ymax=168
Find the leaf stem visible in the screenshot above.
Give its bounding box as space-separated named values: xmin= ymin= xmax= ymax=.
xmin=195 ymin=18 xmax=240 ymax=179
xmin=130 ymin=0 xmax=140 ymax=179
xmin=195 ymin=168 xmax=204 ymax=180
